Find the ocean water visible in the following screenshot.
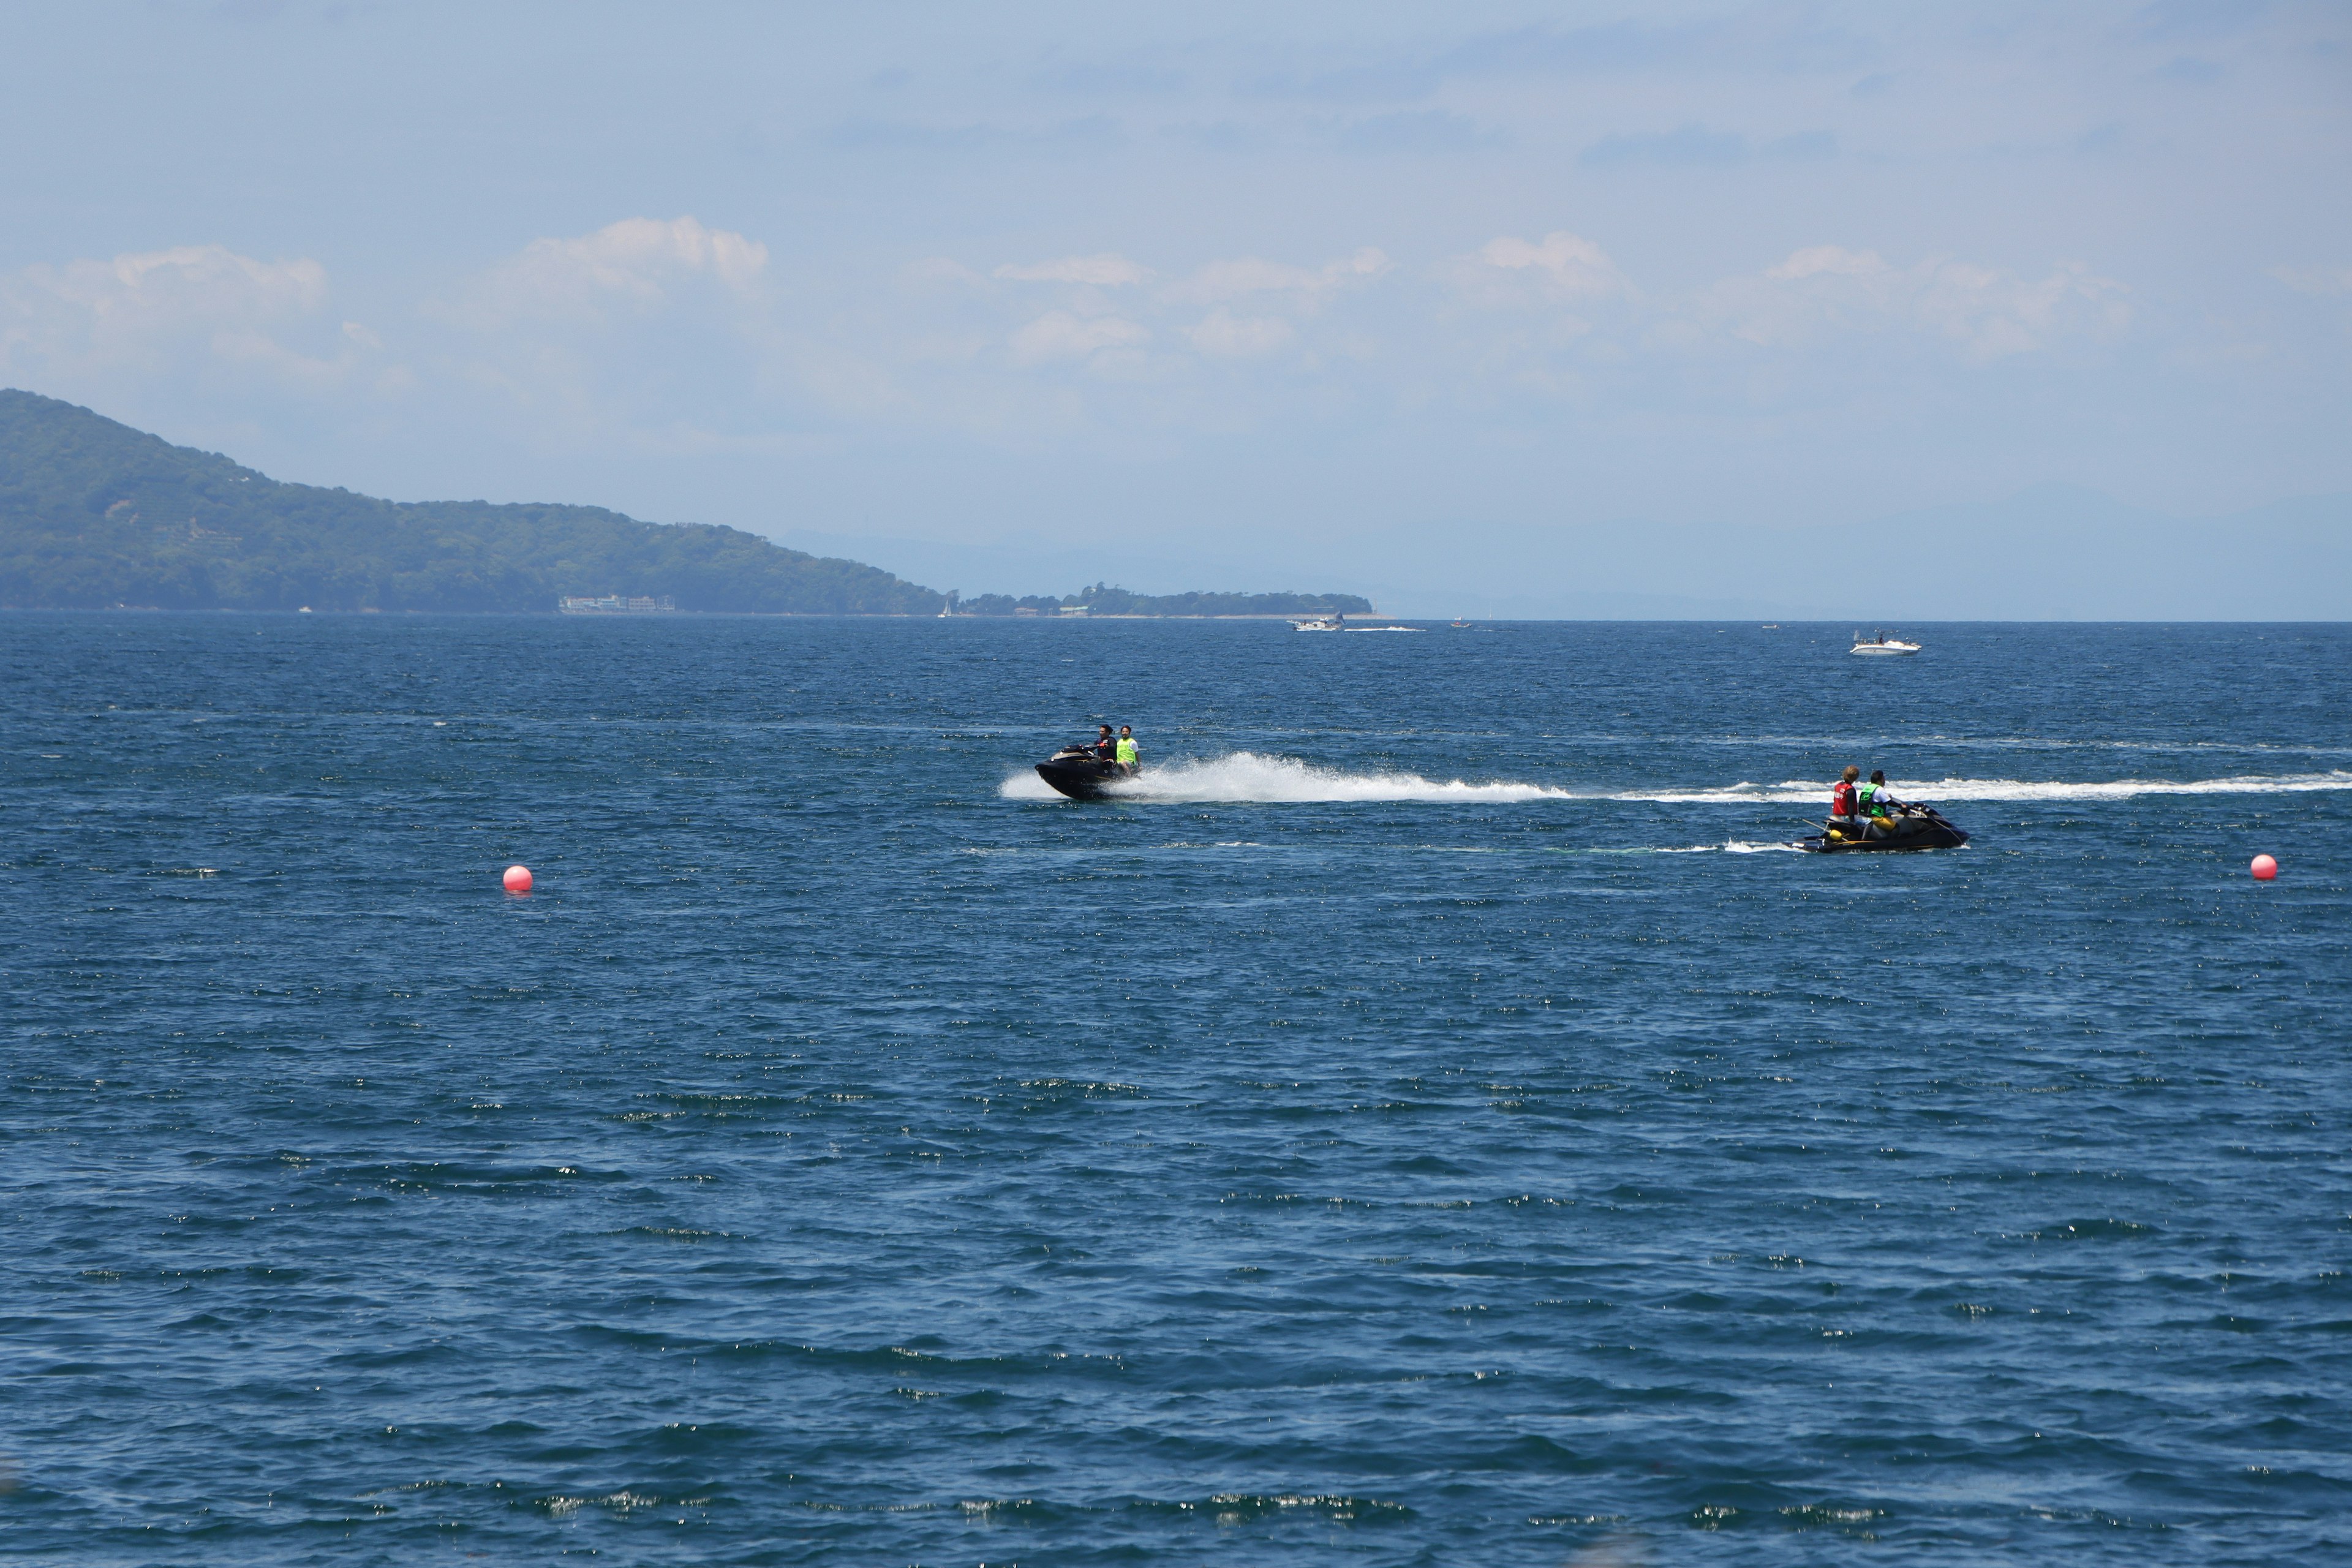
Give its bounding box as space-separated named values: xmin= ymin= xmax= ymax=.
xmin=3 ymin=614 xmax=2348 ymax=1566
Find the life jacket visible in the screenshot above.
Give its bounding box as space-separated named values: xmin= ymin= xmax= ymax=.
xmin=1115 ymin=738 xmax=1138 ymax=766
xmin=1832 ymin=780 xmax=1858 ymax=817
xmin=1859 ymin=782 xmax=1890 ymax=817
xmin=1094 ymin=737 xmax=1115 ymax=759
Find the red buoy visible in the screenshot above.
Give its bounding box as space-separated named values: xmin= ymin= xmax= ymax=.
xmin=2250 ymin=854 xmax=2277 ymax=881
xmin=503 ymin=864 xmax=533 ymax=894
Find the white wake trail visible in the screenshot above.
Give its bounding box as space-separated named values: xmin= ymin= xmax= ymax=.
xmin=1658 ymin=840 xmax=1809 ymax=854
xmin=1605 ymin=772 xmax=2352 ymax=805
xmin=1000 ymin=750 xmax=1572 ymax=804
xmin=1000 ymin=755 xmax=2352 ymax=807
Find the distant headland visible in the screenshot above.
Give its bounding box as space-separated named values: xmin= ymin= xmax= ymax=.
xmin=0 ymin=390 xmax=1370 ymax=618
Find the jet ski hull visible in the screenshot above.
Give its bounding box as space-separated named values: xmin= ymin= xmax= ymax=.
xmin=1035 ymin=755 xmax=1133 ymax=800
xmin=1798 ymin=812 xmax=1969 ymax=853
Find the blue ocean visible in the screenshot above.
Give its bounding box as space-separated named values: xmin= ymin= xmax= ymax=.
xmin=4 ymin=614 xmax=2348 ymax=1566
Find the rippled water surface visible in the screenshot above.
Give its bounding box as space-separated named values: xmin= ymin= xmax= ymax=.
xmin=4 ymin=615 xmax=2348 ymax=1566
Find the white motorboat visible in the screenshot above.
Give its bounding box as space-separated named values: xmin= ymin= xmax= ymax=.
xmin=1850 ymin=628 xmax=1921 ymax=656
xmin=1292 ymin=613 xmax=1346 ymax=631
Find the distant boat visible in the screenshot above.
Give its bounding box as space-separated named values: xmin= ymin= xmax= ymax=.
xmin=560 ymin=594 xmax=677 ymax=615
xmin=1292 ymin=612 xmax=1345 ymax=631
xmin=1850 ymin=628 xmax=1921 ymax=656
xmin=1451 ymin=619 xmax=1472 ymax=628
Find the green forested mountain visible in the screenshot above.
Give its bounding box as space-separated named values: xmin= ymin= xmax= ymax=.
xmin=0 ymin=390 xmax=1378 ymax=616
xmin=0 ymin=390 xmax=944 ymax=613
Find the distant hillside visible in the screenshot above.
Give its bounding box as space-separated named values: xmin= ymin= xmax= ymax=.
xmin=0 ymin=390 xmax=943 ymax=613
xmin=0 ymin=391 xmax=1384 ymax=616
xmin=956 ymin=584 xmax=1374 ymax=617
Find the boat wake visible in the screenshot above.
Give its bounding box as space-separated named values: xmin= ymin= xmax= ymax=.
xmin=1001 ymin=756 xmax=2352 ymax=807
xmin=1000 ymin=750 xmax=1572 ymax=803
xmin=1607 ymin=771 xmax=2352 ymax=805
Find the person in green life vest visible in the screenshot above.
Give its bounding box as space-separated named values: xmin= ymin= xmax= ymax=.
xmin=1114 ymin=725 xmax=1140 ymax=771
xmin=1859 ymin=769 xmax=1909 ymax=837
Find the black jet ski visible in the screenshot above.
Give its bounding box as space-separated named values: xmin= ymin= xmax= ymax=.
xmin=1035 ymin=746 xmax=1137 ymax=801
xmin=1798 ymin=805 xmax=1969 ymax=853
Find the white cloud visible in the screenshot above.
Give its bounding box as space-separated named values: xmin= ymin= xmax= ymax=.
xmin=4 ymin=245 xmax=325 ymax=340
xmin=413 ymin=219 xmax=783 ymax=438
xmin=0 ymin=243 xmax=349 ymax=384
xmin=2271 ymin=264 xmax=2352 ymax=296
xmin=1766 ymin=245 xmax=1888 ymax=282
xmin=1186 ymin=311 xmax=1295 ymax=357
xmin=1009 ymin=309 xmax=1149 ymax=362
xmin=1168 ymin=247 xmax=1390 ymax=303
xmin=448 ymin=216 xmax=769 ymax=326
xmin=1468 ymin=231 xmax=1627 ymax=296
xmin=995 ymin=253 xmax=1153 ymax=285
xmin=1721 ymin=246 xmax=2130 ymax=359
xmin=207 ymin=329 xmax=353 ymax=389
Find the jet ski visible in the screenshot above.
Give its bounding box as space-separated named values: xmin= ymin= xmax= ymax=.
xmin=1034 ymin=746 xmax=1136 ymax=801
xmin=1798 ymin=805 xmax=1969 ymax=853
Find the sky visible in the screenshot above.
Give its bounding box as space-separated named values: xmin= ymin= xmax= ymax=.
xmin=1 ymin=1 xmax=2347 ymax=614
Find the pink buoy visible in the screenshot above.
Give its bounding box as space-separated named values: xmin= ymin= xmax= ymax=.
xmin=502 ymin=864 xmax=533 ymax=894
xmin=2250 ymin=854 xmax=2277 ymax=881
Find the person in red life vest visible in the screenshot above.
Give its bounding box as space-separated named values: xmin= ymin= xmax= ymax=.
xmin=1830 ymin=765 xmax=1862 ymax=831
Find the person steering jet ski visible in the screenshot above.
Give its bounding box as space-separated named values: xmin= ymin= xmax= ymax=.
xmin=1860 ymin=770 xmax=1915 ymax=838
xmin=1035 ymin=723 xmax=1139 ymax=799
xmin=1801 ymin=767 xmax=1967 ymax=852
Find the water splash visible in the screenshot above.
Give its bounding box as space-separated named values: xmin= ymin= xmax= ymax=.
xmin=1608 ymin=772 xmax=2352 ymax=805
xmin=1001 ymin=754 xmax=2352 ymax=807
xmin=1000 ymin=750 xmax=1573 ymax=804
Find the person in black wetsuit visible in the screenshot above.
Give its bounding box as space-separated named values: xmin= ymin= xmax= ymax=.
xmin=1092 ymin=725 xmax=1117 ymax=760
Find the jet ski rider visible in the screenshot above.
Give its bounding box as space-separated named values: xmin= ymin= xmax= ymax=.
xmin=1830 ymin=765 xmax=1863 ymax=831
xmin=1115 ymin=725 xmax=1139 ymax=770
xmin=1859 ymin=769 xmax=1910 ymax=838
xmin=1092 ymin=725 xmax=1116 ymax=760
